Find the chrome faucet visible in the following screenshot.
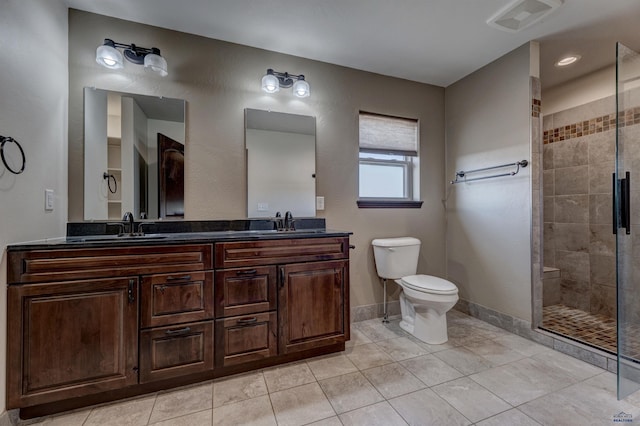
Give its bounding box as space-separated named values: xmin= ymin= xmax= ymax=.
xmin=122 ymin=211 xmax=134 ymax=234
xmin=274 ymin=211 xmax=283 ymax=230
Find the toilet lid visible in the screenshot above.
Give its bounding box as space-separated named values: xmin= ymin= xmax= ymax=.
xmin=400 ymin=275 xmax=458 ymax=295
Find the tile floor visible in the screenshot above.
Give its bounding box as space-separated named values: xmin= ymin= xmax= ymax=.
xmin=542 ymin=304 xmax=616 ymax=353
xmin=19 ymin=310 xmax=640 ymax=426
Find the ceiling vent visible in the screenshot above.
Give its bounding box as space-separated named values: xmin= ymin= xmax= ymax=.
xmin=487 ymin=0 xmax=563 ymax=32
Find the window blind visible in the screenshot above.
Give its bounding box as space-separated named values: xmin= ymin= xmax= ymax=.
xmin=359 ymin=112 xmax=418 ymax=156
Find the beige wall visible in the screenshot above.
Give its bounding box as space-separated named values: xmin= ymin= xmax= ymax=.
xmin=68 ymin=10 xmax=447 ymax=310
xmin=544 ymin=66 xmax=615 ymax=115
xmin=445 ymin=43 xmax=533 ymax=321
xmin=0 ymin=0 xmax=69 ymax=417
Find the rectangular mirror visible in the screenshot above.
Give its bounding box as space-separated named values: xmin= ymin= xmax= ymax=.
xmin=245 ymin=109 xmax=316 ymax=217
xmin=84 ymin=88 xmax=185 ymax=220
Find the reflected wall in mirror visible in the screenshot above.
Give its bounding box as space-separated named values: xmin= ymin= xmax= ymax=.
xmin=245 ymin=109 xmax=316 ymax=218
xmin=84 ymin=88 xmax=185 ymax=220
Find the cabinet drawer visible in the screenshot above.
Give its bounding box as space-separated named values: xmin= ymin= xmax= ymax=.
xmin=8 ymin=244 xmax=213 ymax=284
xmin=139 ymin=321 xmax=214 ymax=384
xmin=215 ymin=237 xmax=348 ymax=268
xmin=141 ymin=271 xmax=214 ymax=328
xmin=215 ymin=267 xmax=276 ymax=318
xmin=215 ymin=312 xmax=277 ymax=368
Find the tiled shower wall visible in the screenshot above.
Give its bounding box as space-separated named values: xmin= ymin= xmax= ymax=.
xmin=542 ymin=96 xmax=617 ymax=318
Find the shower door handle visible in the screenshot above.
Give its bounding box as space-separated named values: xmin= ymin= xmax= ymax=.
xmin=613 ymin=172 xmax=631 ymax=235
xmin=613 ymin=173 xmax=618 ymax=234
xmin=623 ymin=171 xmax=631 ymax=235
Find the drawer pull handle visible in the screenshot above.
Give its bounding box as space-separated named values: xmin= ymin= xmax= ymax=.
xmin=236 ymin=269 xmax=257 ymax=276
xmin=236 ymin=317 xmax=258 ymax=326
xmin=165 ymin=327 xmax=191 ymax=335
xmin=349 ymin=245 xmax=356 ymax=249
xmin=166 ymin=275 xmax=192 ymax=281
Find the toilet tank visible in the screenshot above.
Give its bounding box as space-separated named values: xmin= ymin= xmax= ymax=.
xmin=371 ymin=237 xmax=421 ymax=279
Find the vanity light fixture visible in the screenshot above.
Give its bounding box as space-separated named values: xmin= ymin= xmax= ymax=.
xmin=96 ymin=38 xmax=168 ymax=77
xmin=261 ymin=69 xmax=310 ymax=98
xmin=555 ymin=54 xmax=581 ymax=67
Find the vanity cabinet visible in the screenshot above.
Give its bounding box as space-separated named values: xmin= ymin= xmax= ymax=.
xmin=7 ymin=235 xmax=349 ymax=418
xmin=214 ymin=237 xmax=350 ymax=365
xmin=6 ymin=277 xmax=139 ymax=408
xmin=6 ymin=244 xmax=213 ymax=409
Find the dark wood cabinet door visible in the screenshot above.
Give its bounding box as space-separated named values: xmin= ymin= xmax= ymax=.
xmin=140 ymin=271 xmax=214 ymax=328
xmin=214 ymin=266 xmax=276 ymax=318
xmin=279 ymin=260 xmax=350 ymax=354
xmin=215 ymin=312 xmax=277 ymax=367
xmin=7 ymin=278 xmax=139 ymax=408
xmin=139 ymin=321 xmax=214 ymax=383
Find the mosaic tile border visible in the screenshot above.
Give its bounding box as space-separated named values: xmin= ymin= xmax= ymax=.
xmin=532 ymin=98 xmax=541 ymax=117
xmin=543 ymin=106 xmax=640 ymax=144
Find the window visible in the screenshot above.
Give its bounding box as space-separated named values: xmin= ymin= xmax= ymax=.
xmin=358 ymin=112 xmax=422 ymax=208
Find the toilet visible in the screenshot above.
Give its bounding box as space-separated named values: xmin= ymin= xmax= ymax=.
xmin=371 ymin=237 xmax=458 ymax=344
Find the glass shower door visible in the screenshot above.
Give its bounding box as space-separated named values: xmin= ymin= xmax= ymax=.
xmin=616 ymin=42 xmax=640 ymax=399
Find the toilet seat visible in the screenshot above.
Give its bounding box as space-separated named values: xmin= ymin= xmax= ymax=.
xmin=400 ymin=275 xmax=458 ymax=295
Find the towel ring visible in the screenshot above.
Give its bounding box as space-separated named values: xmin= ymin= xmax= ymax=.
xmin=103 ymin=172 xmax=117 ymax=194
xmin=0 ymin=136 xmax=26 ymax=175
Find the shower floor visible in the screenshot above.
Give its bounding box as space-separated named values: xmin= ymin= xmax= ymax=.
xmin=542 ymin=304 xmax=616 ymax=353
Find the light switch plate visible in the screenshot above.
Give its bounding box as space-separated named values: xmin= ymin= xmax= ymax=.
xmin=316 ymin=196 xmax=325 ymax=210
xmin=257 ymin=202 xmax=269 ymax=212
xmin=45 ymin=189 xmax=54 ymax=211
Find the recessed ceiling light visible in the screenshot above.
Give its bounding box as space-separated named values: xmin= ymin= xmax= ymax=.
xmin=555 ymin=55 xmax=581 ymax=67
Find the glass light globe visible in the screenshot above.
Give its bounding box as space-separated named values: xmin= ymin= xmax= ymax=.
xmin=144 ymin=53 xmax=168 ymax=77
xmin=262 ymin=73 xmax=280 ymax=93
xmin=292 ymin=78 xmax=310 ymax=98
xmin=96 ymin=44 xmax=123 ymax=69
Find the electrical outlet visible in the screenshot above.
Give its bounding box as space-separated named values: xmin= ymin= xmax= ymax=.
xmin=45 ymin=189 xmax=54 ymax=211
xmin=316 ymin=196 xmax=325 ymax=210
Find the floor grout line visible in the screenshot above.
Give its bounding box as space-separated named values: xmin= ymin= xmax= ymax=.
xmin=20 ymin=311 xmax=629 ymax=426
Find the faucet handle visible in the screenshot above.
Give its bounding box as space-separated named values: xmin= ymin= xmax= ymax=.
xmin=284 ymin=211 xmax=294 ymax=231
xmin=273 ymin=211 xmax=284 ymax=230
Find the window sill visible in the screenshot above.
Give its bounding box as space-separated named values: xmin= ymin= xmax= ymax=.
xmin=357 ymin=200 xmax=423 ymax=209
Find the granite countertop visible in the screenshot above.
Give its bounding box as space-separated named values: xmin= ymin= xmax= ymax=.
xmin=7 ymin=219 xmax=351 ymax=251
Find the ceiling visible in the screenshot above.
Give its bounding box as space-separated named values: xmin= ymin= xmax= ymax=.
xmin=105 ymin=90 xmax=184 ymax=122
xmin=65 ymin=0 xmax=640 ymax=89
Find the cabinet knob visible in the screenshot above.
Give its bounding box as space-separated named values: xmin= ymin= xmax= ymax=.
xmin=349 ymin=245 xmax=356 ymax=249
